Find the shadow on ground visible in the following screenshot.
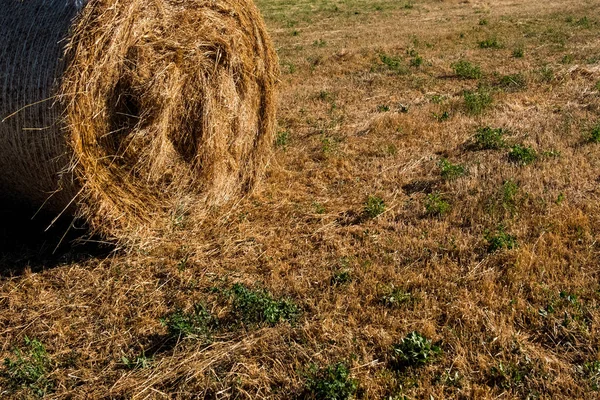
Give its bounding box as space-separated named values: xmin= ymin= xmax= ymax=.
xmin=0 ymin=205 xmax=113 ymax=277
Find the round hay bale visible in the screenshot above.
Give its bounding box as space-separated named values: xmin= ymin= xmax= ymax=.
xmin=0 ymin=0 xmax=278 ymax=239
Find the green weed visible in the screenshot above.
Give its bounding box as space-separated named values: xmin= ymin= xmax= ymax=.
xmin=572 ymin=16 xmax=593 ymax=29
xmin=508 ymin=145 xmax=537 ymax=165
xmin=391 ymin=331 xmax=441 ymax=369
xmin=1 ymin=337 xmax=54 ymax=397
xmin=364 ymin=195 xmax=386 ymax=218
xmin=161 ymin=303 xmax=215 ymax=340
xmin=479 ymin=37 xmax=502 ymax=49
xmin=539 ymin=65 xmax=554 ymax=82
xmin=474 ymin=126 xmax=506 ymax=149
xmin=425 ymin=193 xmax=451 ymax=217
xmin=497 ymin=73 xmax=527 ymax=91
xmin=433 ymin=111 xmax=450 ymax=122
xmin=501 ymin=180 xmax=519 ymax=213
xmin=583 ymin=360 xmax=600 ymax=390
xmin=512 ymin=46 xmax=524 ymax=58
xmin=318 ymin=90 xmax=332 ymax=101
xmin=561 ymin=54 xmax=575 ymax=64
xmin=228 ymin=283 xmax=300 ymax=326
xmin=587 ymin=124 xmax=600 ymax=143
xmin=464 ymin=87 xmax=493 ymax=115
xmin=560 ymin=290 xmax=579 ymax=306
xmin=282 ymin=61 xmax=296 ymax=74
xmin=430 ymin=94 xmax=445 ymax=104
xmin=304 ymin=362 xmax=358 ymax=400
xmin=121 ymin=351 xmax=153 ymax=370
xmin=381 ymin=286 xmax=414 ymax=308
xmin=321 ymin=134 xmax=340 ymax=156
xmin=542 ymin=149 xmax=561 ymax=158
xmin=385 ymin=144 xmax=398 ymax=156
xmin=276 ymin=130 xmax=290 ymax=148
xmin=438 ymin=369 xmax=463 ymax=388
xmin=380 ymin=53 xmax=406 ymax=74
xmin=485 ymin=226 xmax=517 ymax=252
xmin=489 ymin=362 xmax=532 ymax=390
xmin=313 ymin=38 xmax=327 ymax=47
xmin=439 ymin=158 xmax=466 ymax=181
xmin=331 ymin=270 xmax=353 ymax=286
xmin=408 ymin=49 xmax=423 ymax=67
xmin=314 ymin=202 xmax=326 ymax=214
xmin=452 ymin=60 xmax=482 ymax=79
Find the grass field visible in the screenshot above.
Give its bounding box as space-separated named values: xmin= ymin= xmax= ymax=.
xmin=2 ymin=0 xmax=600 ymax=398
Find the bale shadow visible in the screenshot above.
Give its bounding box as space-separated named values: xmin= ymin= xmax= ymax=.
xmin=0 ymin=204 xmax=113 ymax=277
xmin=401 ymin=179 xmax=436 ymax=195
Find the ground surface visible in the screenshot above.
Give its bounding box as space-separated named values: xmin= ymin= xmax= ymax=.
xmin=2 ymin=0 xmax=600 ymax=398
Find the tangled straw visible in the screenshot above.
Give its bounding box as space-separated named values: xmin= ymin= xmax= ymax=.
xmin=0 ymin=0 xmax=278 ymax=240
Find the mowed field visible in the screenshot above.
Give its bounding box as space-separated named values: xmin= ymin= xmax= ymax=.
xmin=2 ymin=0 xmax=600 ymax=398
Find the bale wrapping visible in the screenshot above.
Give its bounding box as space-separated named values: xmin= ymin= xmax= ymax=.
xmin=0 ymin=0 xmax=278 ymax=238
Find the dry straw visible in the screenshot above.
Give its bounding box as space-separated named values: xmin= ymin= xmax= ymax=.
xmin=0 ymin=0 xmax=278 ymax=240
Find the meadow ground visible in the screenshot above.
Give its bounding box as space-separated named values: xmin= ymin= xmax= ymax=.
xmin=2 ymin=0 xmax=600 ymax=398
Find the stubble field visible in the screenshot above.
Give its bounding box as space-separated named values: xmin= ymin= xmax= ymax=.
xmin=2 ymin=0 xmax=600 ymax=398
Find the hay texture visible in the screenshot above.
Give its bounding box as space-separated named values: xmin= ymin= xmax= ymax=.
xmin=0 ymin=0 xmax=278 ymax=238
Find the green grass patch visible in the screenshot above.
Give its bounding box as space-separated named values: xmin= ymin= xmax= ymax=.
xmin=377 ymin=104 xmax=390 ymax=112
xmin=391 ymin=331 xmax=441 ymax=369
xmin=439 ymin=158 xmax=466 ymax=181
xmin=313 ymin=201 xmax=326 ymax=214
xmin=320 ymin=134 xmax=342 ymax=156
xmin=433 ymin=111 xmax=450 ymax=122
xmin=478 ymin=37 xmax=503 ymax=49
xmin=474 ymin=126 xmax=506 ymax=149
xmin=508 ymin=145 xmax=537 ymax=165
xmin=583 ymin=360 xmax=600 ymax=390
xmin=304 ymin=362 xmax=358 ymax=400
xmin=538 ymin=65 xmax=554 ymax=82
xmin=228 ymin=283 xmax=300 ymax=326
xmin=512 ymin=46 xmax=524 ymax=58
xmin=408 ymin=49 xmax=423 ymax=67
xmin=1 ymin=337 xmax=54 ymax=397
xmin=501 ymin=180 xmax=519 ymax=213
xmin=497 ymin=73 xmax=527 ymax=91
xmin=380 ymin=53 xmax=407 ymax=74
xmin=425 ymin=193 xmax=451 ymax=217
xmin=452 ymin=60 xmax=482 ymax=79
xmin=485 ymin=226 xmax=517 ymax=252
xmin=121 ymin=351 xmax=153 ymax=370
xmin=161 ymin=303 xmax=215 ymax=340
xmin=313 ymin=38 xmax=327 ymax=47
xmin=587 ymin=124 xmax=600 ymax=143
xmin=561 ymin=54 xmax=575 ymax=64
xmin=380 ymin=286 xmax=414 ymax=308
xmin=363 ymin=195 xmax=386 ymax=218
xmin=489 ymin=362 xmax=533 ymax=391
xmin=464 ymin=87 xmax=493 ymax=115
xmin=276 ymin=130 xmax=290 ymax=148
xmin=331 ymin=269 xmax=353 ymax=286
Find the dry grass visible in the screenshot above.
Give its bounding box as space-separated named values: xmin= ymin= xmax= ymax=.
xmin=2 ymin=0 xmax=600 ymax=398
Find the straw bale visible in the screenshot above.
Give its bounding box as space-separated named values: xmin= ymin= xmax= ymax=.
xmin=0 ymin=0 xmax=278 ymax=239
